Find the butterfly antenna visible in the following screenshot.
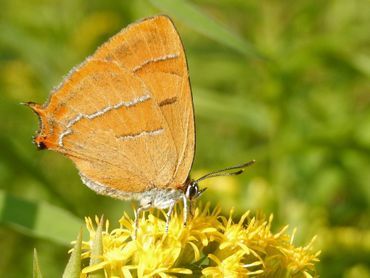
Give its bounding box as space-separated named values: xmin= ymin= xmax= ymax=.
xmin=195 ymin=160 xmax=256 ymax=183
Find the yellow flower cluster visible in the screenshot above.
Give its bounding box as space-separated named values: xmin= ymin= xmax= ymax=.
xmin=80 ymin=204 xmax=319 ymax=277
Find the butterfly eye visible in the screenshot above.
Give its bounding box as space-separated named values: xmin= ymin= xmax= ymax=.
xmin=185 ymin=183 xmax=199 ymax=200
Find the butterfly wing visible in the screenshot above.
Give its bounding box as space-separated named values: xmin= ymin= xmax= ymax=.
xmin=29 ymin=16 xmax=194 ymax=194
xmin=94 ymin=16 xmax=195 ymax=189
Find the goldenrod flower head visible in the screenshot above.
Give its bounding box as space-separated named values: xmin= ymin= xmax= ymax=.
xmin=77 ymin=203 xmax=319 ymax=277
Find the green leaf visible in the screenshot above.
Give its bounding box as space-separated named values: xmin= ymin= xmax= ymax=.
xmin=88 ymin=216 xmax=105 ymax=278
xmin=33 ymin=249 xmax=43 ymax=278
xmin=0 ymin=190 xmax=83 ymax=245
xmin=148 ymin=0 xmax=265 ymax=59
xmin=193 ymin=87 xmax=273 ymax=135
xmin=63 ymin=229 xmax=83 ymax=278
xmin=0 ymin=134 xmax=79 ymax=214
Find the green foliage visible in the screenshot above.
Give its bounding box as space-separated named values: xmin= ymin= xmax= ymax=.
xmin=0 ymin=0 xmax=369 ymax=276
xmin=149 ymin=0 xmax=264 ymax=59
xmin=0 ymin=190 xmax=83 ymax=245
xmin=62 ymin=229 xmax=82 ymax=278
xmin=33 ymin=249 xmax=43 ymax=278
xmin=88 ymin=216 xmax=105 ymax=278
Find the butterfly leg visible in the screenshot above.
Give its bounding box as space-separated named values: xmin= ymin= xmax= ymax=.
xmin=133 ymin=204 xmax=151 ymax=239
xmin=189 ymin=200 xmax=194 ymax=218
xmin=165 ymin=202 xmax=176 ymax=233
xmin=182 ymin=195 xmax=188 ymax=227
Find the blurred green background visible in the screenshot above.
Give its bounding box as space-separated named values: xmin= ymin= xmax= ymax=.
xmin=1 ymin=0 xmax=369 ymax=277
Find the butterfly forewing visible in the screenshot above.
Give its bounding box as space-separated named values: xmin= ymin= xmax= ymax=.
xmin=93 ymin=16 xmax=195 ymax=188
xmin=30 ymin=16 xmax=194 ymax=194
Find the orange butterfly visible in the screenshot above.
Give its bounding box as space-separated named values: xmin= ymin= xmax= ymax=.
xmin=26 ymin=15 xmax=254 ymax=238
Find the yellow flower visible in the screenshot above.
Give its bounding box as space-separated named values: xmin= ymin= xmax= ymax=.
xmin=203 ymin=250 xmax=263 ymax=277
xmin=77 ymin=203 xmax=319 ymax=277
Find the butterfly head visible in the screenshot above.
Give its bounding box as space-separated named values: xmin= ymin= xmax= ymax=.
xmin=185 ymin=180 xmax=207 ymax=201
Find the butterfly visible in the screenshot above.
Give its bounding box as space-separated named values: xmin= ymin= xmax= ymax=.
xmin=25 ymin=15 xmax=255 ymax=238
